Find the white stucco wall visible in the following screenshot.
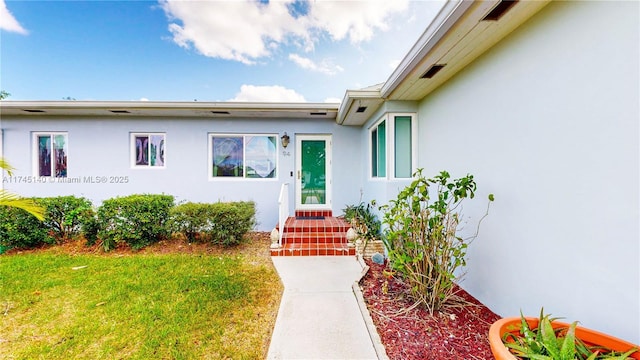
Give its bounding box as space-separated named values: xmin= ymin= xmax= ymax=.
xmin=1 ymin=116 xmax=363 ymax=230
xmin=415 ymin=1 xmax=639 ymax=342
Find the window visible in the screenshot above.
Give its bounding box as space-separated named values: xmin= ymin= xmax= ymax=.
xmin=34 ymin=132 xmax=68 ymax=177
xmin=132 ymin=133 xmax=166 ymax=168
xmin=369 ymin=113 xmax=415 ymax=179
xmin=370 ymin=119 xmax=386 ymax=178
xmin=394 ymin=115 xmax=413 ymax=178
xmin=209 ymin=134 xmax=277 ymax=179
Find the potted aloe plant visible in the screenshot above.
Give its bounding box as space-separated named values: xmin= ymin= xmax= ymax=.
xmin=489 ymin=309 xmax=639 ymax=360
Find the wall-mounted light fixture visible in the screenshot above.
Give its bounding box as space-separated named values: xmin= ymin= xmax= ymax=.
xmin=281 ymin=132 xmax=290 ymax=148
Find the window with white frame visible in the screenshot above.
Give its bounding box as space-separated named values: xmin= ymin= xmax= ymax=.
xmin=369 ymin=113 xmax=415 ymax=179
xmin=394 ymin=115 xmax=413 ymax=178
xmin=209 ymin=134 xmax=277 ymax=179
xmin=34 ymin=132 xmax=68 ymax=177
xmin=131 ymin=133 xmax=166 ymax=168
xmin=370 ymin=119 xmax=386 ymax=178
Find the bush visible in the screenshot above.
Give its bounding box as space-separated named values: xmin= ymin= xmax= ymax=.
xmin=343 ymin=200 xmax=381 ymax=244
xmin=0 ymin=206 xmax=54 ymax=250
xmin=169 ymin=202 xmax=213 ymax=242
xmin=381 ymin=169 xmax=493 ymax=313
xmin=36 ymin=196 xmax=95 ymax=243
xmin=170 ymin=201 xmax=256 ymax=246
xmin=97 ymin=194 xmax=174 ymax=251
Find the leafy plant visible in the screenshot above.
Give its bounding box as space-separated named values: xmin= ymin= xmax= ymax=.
xmin=97 ymin=194 xmax=174 ymax=251
xmin=343 ymin=200 xmax=381 ymax=250
xmin=36 ymin=196 xmax=95 ymax=242
xmin=503 ymin=309 xmax=638 ymax=359
xmin=0 ymin=206 xmax=53 ymax=250
xmin=0 ymin=158 xmax=44 ymax=220
xmin=381 ymin=169 xmax=493 ymax=313
xmin=169 ymin=201 xmax=256 ymax=246
xmin=206 ymin=201 xmax=256 ymax=246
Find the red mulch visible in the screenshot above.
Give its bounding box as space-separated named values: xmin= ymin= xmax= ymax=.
xmin=360 ymin=259 xmax=500 ymax=360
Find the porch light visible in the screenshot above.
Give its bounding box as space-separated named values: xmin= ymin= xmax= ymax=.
xmin=281 ymin=132 xmax=290 ymax=148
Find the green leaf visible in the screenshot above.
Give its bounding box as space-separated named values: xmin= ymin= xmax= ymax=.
xmin=488 ymin=193 xmax=495 ymax=201
xmin=540 ymin=315 xmax=561 ymax=358
xmin=559 ymin=321 xmax=577 ymax=360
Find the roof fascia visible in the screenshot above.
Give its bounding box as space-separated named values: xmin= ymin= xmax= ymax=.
xmin=0 ymin=100 xmax=339 ymax=112
xmin=380 ymin=0 xmax=473 ymax=99
xmin=336 ymin=89 xmax=382 ymax=125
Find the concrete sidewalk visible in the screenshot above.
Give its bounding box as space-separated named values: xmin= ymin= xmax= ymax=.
xmin=267 ymin=256 xmax=384 ymax=360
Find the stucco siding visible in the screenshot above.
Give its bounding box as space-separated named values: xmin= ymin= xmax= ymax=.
xmin=2 ymin=116 xmax=363 ymax=230
xmin=415 ymin=1 xmax=638 ymax=342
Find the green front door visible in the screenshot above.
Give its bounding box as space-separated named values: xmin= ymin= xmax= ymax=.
xmin=296 ymin=135 xmax=331 ymax=209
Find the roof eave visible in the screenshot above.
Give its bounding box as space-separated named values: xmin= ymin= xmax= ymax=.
xmin=380 ymin=0 xmax=473 ymax=99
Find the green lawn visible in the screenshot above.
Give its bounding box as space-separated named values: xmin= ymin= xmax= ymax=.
xmin=0 ymin=239 xmax=282 ymax=359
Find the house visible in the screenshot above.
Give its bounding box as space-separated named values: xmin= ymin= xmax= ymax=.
xmin=1 ymin=0 xmax=638 ymax=344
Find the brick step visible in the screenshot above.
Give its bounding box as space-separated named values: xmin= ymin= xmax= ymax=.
xmin=295 ymin=210 xmax=333 ymax=218
xmin=281 ymin=232 xmax=348 ymax=244
xmin=270 ymin=243 xmax=356 ymax=257
xmin=277 ymin=217 xmax=350 ymax=233
xmin=272 ymin=213 xmax=354 ymax=256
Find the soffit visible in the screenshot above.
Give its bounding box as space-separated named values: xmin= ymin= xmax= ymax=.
xmin=384 ymin=0 xmax=551 ymax=101
xmin=0 ymin=101 xmax=340 ymax=120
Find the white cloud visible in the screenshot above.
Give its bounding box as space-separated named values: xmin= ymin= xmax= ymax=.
xmin=229 ymin=85 xmax=306 ymax=102
xmin=0 ymin=0 xmax=28 ymax=35
xmin=160 ymin=0 xmax=408 ymax=64
xmin=288 ymin=54 xmax=343 ymax=75
xmin=307 ymin=0 xmax=408 ymax=43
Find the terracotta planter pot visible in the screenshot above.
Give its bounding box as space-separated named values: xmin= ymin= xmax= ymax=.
xmin=489 ymin=317 xmax=640 ymax=360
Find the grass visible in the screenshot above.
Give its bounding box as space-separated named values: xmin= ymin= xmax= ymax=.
xmin=0 ymin=234 xmax=283 ymax=359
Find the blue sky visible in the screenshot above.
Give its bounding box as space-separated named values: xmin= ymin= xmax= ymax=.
xmin=1 ymin=0 xmax=445 ymax=103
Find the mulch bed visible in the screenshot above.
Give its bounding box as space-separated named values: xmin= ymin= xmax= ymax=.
xmin=360 ymin=259 xmax=501 ymax=360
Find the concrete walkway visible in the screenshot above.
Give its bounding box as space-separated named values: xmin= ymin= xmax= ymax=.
xmin=267 ymin=256 xmax=383 ymax=360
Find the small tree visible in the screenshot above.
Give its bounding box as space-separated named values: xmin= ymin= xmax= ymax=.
xmin=381 ymin=169 xmax=493 ymax=313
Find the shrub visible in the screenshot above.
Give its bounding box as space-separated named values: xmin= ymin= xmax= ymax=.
xmin=169 ymin=202 xmax=214 ymax=242
xmin=36 ymin=196 xmax=95 ymax=243
xmin=343 ymin=200 xmax=381 ymax=249
xmin=170 ymin=201 xmax=256 ymax=246
xmin=0 ymin=206 xmax=54 ymax=250
xmin=381 ymin=169 xmax=493 ymax=313
xmin=97 ymin=194 xmax=174 ymax=251
xmin=208 ymin=201 xmax=255 ymax=246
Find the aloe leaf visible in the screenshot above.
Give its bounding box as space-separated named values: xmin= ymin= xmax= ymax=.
xmin=520 ymin=310 xmax=540 ymax=351
xmin=559 ymin=321 xmax=577 ymax=360
xmin=605 ymin=348 xmax=639 ymax=359
xmin=540 ymin=315 xmax=561 ymax=358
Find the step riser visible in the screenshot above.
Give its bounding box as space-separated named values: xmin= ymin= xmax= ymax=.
xmin=295 ymin=210 xmax=333 ymax=218
xmin=271 ymin=247 xmax=356 ymax=257
xmin=281 ymin=235 xmax=348 ymax=244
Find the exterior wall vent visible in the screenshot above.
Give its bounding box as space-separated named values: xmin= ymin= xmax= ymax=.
xmin=23 ymin=109 xmax=45 ymax=113
xmin=310 ymin=112 xmax=327 ymax=116
xmin=109 ymin=110 xmax=130 ymax=114
xmin=356 ymin=106 xmax=367 ymax=113
xmin=482 ymin=0 xmax=518 ymax=21
xmin=211 ymin=111 xmax=230 ymax=115
xmin=421 ymin=64 xmax=446 ymax=79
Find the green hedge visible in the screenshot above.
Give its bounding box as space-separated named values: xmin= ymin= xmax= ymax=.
xmin=97 ymin=194 xmax=174 ymax=251
xmin=36 ymin=196 xmax=95 ymax=242
xmin=170 ymin=201 xmax=256 ymax=246
xmin=0 ymin=206 xmax=54 ymax=250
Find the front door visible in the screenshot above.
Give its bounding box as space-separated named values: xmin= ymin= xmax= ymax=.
xmin=296 ymin=135 xmax=331 ymax=210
